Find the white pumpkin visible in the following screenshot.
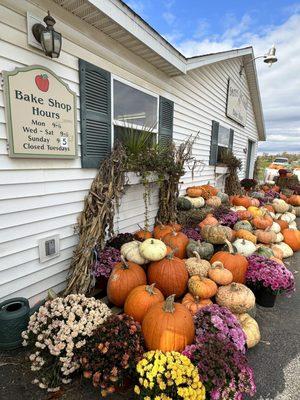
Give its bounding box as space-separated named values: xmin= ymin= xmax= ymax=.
xmin=230 ymin=206 xmax=247 ymax=212
xmin=288 ymin=221 xmax=298 ymax=230
xmin=272 ymin=199 xmax=289 ymax=213
xmin=233 ymin=239 xmax=256 ymax=257
xmin=235 ymin=313 xmax=261 ymax=349
xmin=185 ymin=196 xmax=205 ymax=208
xmin=139 ymin=238 xmax=167 ymax=261
xmin=280 ymin=212 xmax=296 ymax=223
xmin=274 ymin=232 xmax=284 ymax=243
xmin=121 ymin=241 xmax=148 ymax=264
xmin=270 ymin=222 xmax=281 ymax=234
xmin=271 ymin=243 xmax=293 ymax=258
xmin=269 ymin=211 xmax=276 ymax=219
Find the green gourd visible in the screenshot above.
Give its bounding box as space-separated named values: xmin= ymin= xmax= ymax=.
xmin=233 ymin=221 xmax=253 ymax=232
xmin=177 ymin=196 xmax=192 ymax=211
xmin=217 ymin=192 xmax=229 ymax=204
xmin=186 ymin=240 xmax=214 ymax=260
xmin=254 ymin=246 xmax=274 ymax=258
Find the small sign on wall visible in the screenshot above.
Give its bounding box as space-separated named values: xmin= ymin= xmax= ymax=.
xmin=3 ymin=65 xmax=77 ymax=158
xmin=226 ymin=78 xmax=248 ymax=127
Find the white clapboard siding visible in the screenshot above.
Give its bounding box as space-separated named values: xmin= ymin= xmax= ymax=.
xmin=0 ymin=0 xmax=259 ymax=306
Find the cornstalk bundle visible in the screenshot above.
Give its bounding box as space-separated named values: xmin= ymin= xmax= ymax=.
xmin=64 ymin=145 xmax=127 ymax=295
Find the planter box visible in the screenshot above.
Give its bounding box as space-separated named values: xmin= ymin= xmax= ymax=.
xmin=215 ymin=165 xmax=229 ymax=174
xmin=125 ymin=172 xmax=161 ymax=186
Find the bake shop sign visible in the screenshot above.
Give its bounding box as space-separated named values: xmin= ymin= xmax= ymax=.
xmin=3 ymin=65 xmax=77 ymax=158
xmin=226 ymin=78 xmax=248 ymax=127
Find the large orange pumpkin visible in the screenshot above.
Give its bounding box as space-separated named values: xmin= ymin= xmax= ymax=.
xmin=147 ymin=251 xmax=188 ymax=297
xmin=124 ymin=283 xmax=164 ymax=323
xmin=231 ymin=195 xmax=252 ymax=208
xmin=153 ymin=222 xmax=174 ymax=240
xmin=107 ymin=257 xmax=147 ymax=307
xmin=210 ymin=240 xmax=248 ymax=284
xmin=162 ymin=231 xmax=189 ymax=258
xmin=181 ymin=293 xmax=213 ymax=315
xmin=282 ymin=229 xmax=300 ymax=251
xmin=288 ymin=195 xmax=300 ymax=206
xmin=142 ymin=295 xmax=195 ymax=351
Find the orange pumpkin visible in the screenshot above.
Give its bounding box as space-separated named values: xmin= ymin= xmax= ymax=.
xmin=282 ymin=229 xmax=300 ymax=251
xmin=124 ymin=283 xmax=164 ymax=323
xmin=188 ymin=276 xmax=218 ymax=299
xmin=236 ymin=210 xmax=253 ymax=221
xmin=107 ymin=257 xmax=147 ymax=307
xmin=162 ymin=231 xmax=189 ymax=259
xmin=134 ymin=228 xmax=152 ymax=241
xmin=272 ymin=185 xmax=280 ymax=192
xmin=274 ymin=219 xmax=289 ymax=231
xmin=186 ymin=186 xmax=203 ymax=197
xmin=200 ymin=184 xmax=218 ymax=199
xmin=279 ymin=193 xmax=288 ymax=201
xmin=153 ymin=222 xmax=174 ymax=240
xmin=235 ymin=229 xmax=257 ymax=244
xmin=142 ymin=295 xmax=195 ymax=351
xmin=252 ymin=214 xmax=273 ymax=230
xmin=147 ymin=251 xmax=188 ymax=298
xmin=169 ymin=222 xmax=182 ymax=232
xmin=199 ymin=214 xmax=218 ymax=229
xmin=231 ymin=195 xmax=252 ymax=208
xmin=182 ymin=293 xmax=213 ymax=315
xmin=288 ymin=195 xmax=300 ymax=206
xmin=210 ymin=240 xmax=248 ymax=283
xmin=208 ymin=261 xmax=233 ymax=285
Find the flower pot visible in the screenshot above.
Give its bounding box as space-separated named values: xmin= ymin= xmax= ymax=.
xmin=249 ymin=285 xmax=277 ymax=308
xmin=0 ymin=297 xmax=30 ymax=349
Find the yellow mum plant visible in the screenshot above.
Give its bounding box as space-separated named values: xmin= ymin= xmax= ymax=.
xmin=134 ymin=350 xmax=205 ymax=400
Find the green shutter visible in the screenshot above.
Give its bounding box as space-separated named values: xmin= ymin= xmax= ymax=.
xmin=79 ymin=60 xmax=111 ymax=168
xmin=229 ymin=128 xmax=234 ymax=150
xmin=209 ymin=120 xmax=219 ymax=165
xmin=159 ymin=96 xmax=174 ymax=146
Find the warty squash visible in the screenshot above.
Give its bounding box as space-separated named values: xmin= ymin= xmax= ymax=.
xmin=208 ymin=261 xmax=233 ymax=285
xmin=185 ymin=251 xmax=210 ymax=277
xmin=181 ymin=293 xmax=213 ymax=315
xmin=216 ymin=283 xmax=255 ymax=314
xmin=188 ymin=276 xmax=218 ymax=299
xmin=186 ymin=240 xmax=214 ymax=260
xmin=235 ymin=313 xmax=261 ymax=348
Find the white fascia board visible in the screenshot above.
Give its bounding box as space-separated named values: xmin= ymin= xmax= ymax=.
xmin=186 ymin=47 xmax=254 ymax=70
xmin=88 ymin=0 xmax=187 ymax=73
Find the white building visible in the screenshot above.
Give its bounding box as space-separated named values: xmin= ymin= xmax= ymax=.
xmin=0 ymin=0 xmax=265 ymax=306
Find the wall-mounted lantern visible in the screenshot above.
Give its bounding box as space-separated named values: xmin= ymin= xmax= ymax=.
xmin=239 ymin=45 xmax=278 ymax=76
xmin=32 ymin=11 xmax=62 ymax=58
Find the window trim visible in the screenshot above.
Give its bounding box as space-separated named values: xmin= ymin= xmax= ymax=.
xmin=111 ymin=75 xmax=159 ymax=147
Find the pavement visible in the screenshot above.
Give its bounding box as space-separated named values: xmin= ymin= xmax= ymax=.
xmin=0 ymin=226 xmax=299 ymax=400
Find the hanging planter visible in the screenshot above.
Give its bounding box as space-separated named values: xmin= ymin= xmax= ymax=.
xmin=0 ymin=297 xmax=30 ymax=350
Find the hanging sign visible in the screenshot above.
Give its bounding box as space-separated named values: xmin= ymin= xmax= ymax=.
xmin=3 ymin=65 xmax=77 ymax=158
xmin=226 ymin=78 xmax=248 ymax=127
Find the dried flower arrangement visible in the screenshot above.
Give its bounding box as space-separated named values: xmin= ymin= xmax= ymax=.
xmin=246 ymin=254 xmax=295 ymax=296
xmin=219 ymin=148 xmax=242 ymax=195
xmin=134 ymin=350 xmax=206 ymax=400
xmin=78 ymin=314 xmax=145 ymax=397
xmin=22 ymin=294 xmax=111 ymax=391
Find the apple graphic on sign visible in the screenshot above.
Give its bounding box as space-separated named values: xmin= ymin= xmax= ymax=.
xmin=35 ymin=74 xmax=49 ymax=92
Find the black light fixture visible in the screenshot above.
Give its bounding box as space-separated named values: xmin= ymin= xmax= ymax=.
xmin=32 ymin=11 xmax=62 ymax=58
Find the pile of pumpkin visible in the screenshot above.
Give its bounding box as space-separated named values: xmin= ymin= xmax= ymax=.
xmin=105 ymin=183 xmax=299 ymax=353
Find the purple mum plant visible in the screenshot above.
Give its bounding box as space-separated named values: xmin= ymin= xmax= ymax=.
xmin=246 ymin=254 xmax=295 ymax=296
xmin=92 ymin=246 xmax=121 ymax=279
xmin=181 ymin=227 xmax=202 ymax=241
xmin=183 ymin=336 xmax=256 ymax=400
xmin=213 ymin=206 xmax=238 ymax=228
xmin=193 ymin=304 xmax=246 ymax=353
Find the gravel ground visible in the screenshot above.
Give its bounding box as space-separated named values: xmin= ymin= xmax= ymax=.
xmin=1 ymin=228 xmax=299 ymax=400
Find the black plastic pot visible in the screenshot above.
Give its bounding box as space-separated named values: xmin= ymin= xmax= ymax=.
xmin=249 ymin=285 xmax=277 ymax=308
xmin=0 ymin=297 xmax=30 ymax=349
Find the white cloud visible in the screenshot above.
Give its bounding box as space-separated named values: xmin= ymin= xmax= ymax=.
xmin=174 ymin=11 xmax=300 ymax=154
xmin=163 ymin=11 xmax=176 ymax=26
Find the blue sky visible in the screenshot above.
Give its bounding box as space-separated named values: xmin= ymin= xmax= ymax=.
xmin=125 ymin=0 xmax=300 ymax=154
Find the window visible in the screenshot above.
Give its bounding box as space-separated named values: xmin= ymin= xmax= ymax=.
xmin=209 ymin=121 xmax=234 ymax=165
xmin=113 ymin=79 xmax=158 ymax=131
